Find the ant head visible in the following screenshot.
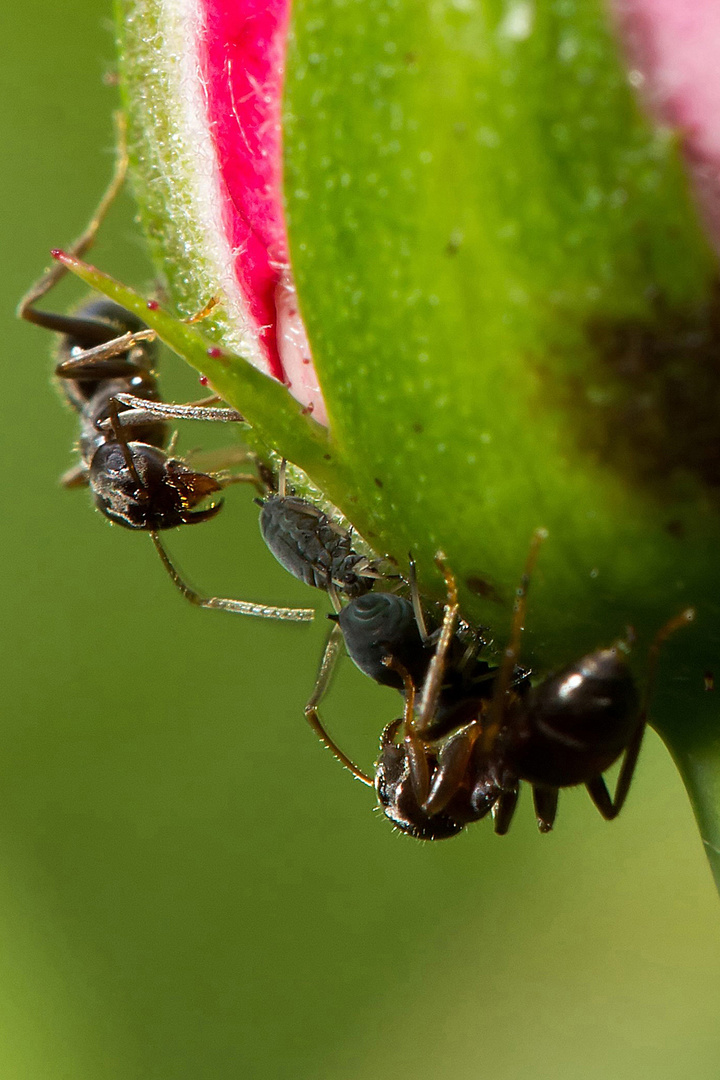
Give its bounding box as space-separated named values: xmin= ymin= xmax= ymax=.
xmin=374 ymin=721 xmax=464 ymax=840
xmin=335 ymin=593 xmax=425 ymax=687
xmin=89 ymin=443 xmax=224 ymax=530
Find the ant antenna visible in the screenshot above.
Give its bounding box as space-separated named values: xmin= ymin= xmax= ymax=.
xmin=18 ymin=111 xmax=128 ymax=322
xmin=482 ymin=527 xmax=548 ymax=750
xmin=645 ymin=607 xmax=696 ymax=705
xmin=415 ymin=553 xmax=460 ymax=735
xmin=106 ymin=397 xmax=149 ymax=498
xmin=150 ymin=532 xmax=315 ymax=622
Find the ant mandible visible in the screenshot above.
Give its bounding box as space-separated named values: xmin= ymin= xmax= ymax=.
xmin=305 ymin=534 xmax=694 ymax=838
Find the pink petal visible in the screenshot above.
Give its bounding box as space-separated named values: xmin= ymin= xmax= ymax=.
xmin=612 ymin=1 xmax=720 ymax=250
xmin=199 ymin=0 xmax=327 ymax=425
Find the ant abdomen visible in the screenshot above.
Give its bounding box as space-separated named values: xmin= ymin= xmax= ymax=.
xmin=503 ymin=648 xmax=640 ymax=788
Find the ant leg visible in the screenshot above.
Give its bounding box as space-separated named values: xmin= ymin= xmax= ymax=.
xmin=532 ymin=785 xmax=559 ymax=832
xmin=383 ymin=656 xmax=431 ymax=805
xmin=492 ymin=788 xmax=519 ymax=835
xmin=588 ymin=606 xmax=696 ymax=821
xmin=108 ymin=393 xmax=245 ymax=425
xmin=482 ymin=528 xmax=547 ymax=751
xmin=18 ymin=112 xmax=128 ymax=324
xmin=305 ymin=623 xmax=374 ymax=785
xmin=55 ymin=329 xmax=157 ymax=381
xmin=150 ymin=531 xmax=315 ymax=622
xmin=424 ymin=725 xmax=479 ymax=816
xmin=415 ymin=553 xmax=460 ymax=735
xmin=585 ymin=722 xmax=645 ymax=821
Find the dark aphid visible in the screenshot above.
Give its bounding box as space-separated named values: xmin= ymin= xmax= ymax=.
xmin=18 ymin=136 xmax=314 ymax=624
xmin=258 ymin=461 xmax=379 ymax=603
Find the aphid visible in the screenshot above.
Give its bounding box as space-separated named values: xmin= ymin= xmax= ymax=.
xmin=305 ymin=538 xmax=694 ymax=837
xmin=18 ymin=132 xmax=314 ymax=624
xmin=258 ymin=460 xmax=380 ymax=606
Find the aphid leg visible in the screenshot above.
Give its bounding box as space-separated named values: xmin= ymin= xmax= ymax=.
xmin=18 ymin=111 xmax=128 ymax=325
xmin=492 ymin=788 xmax=519 ymax=835
xmin=532 ymin=785 xmax=559 ymax=832
xmin=408 ymin=553 xmax=432 ymax=644
xmin=587 ymin=606 xmax=695 ymax=821
xmin=414 ymin=553 xmax=460 ymax=735
xmin=150 ymin=531 xmax=315 ymax=623
xmin=327 ymin=582 xmax=342 ymax=614
xmin=277 ymin=458 xmax=288 ymax=498
xmin=304 ymin=624 xmax=374 ymax=785
xmin=482 ymin=527 xmax=548 ymax=751
xmin=383 ymin=656 xmax=430 ymax=805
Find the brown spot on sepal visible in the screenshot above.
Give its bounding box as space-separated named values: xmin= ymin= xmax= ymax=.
xmin=569 ymin=279 xmax=720 ymax=496
xmin=466 ymin=575 xmax=505 ymax=605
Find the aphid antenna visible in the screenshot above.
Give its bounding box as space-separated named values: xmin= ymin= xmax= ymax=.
xmin=149 ymin=531 xmax=316 ymax=623
xmin=481 ymin=526 xmax=548 ymax=751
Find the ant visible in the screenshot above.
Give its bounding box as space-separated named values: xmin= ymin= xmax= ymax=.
xmin=304 ymin=534 xmax=695 ymax=838
xmin=18 ymin=121 xmax=314 ymax=624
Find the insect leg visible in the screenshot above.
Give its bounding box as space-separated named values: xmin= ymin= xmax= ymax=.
xmin=532 ymin=785 xmax=559 ymax=832
xmin=305 ymin=623 xmax=373 ymax=785
xmin=150 ymin=531 xmax=315 ymax=622
xmin=108 ymin=393 xmax=245 ymax=425
xmin=492 ymin=788 xmax=519 ymax=835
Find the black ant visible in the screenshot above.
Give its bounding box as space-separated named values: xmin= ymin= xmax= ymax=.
xmin=18 ymin=124 xmax=314 ymax=624
xmin=305 ymin=534 xmax=694 ymax=838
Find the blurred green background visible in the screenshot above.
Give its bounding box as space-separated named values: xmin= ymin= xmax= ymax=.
xmin=3 ymin=3 xmax=720 ymax=1078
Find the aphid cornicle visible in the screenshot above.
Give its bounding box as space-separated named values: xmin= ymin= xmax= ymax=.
xmin=305 ymin=540 xmax=694 ymax=838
